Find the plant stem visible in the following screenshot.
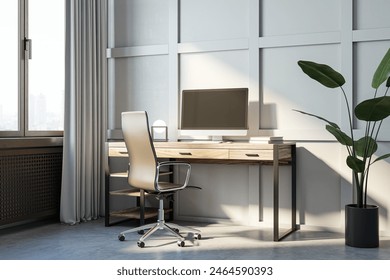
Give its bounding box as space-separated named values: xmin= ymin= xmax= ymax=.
xmin=340 ymin=86 xmax=362 ymax=205
xmin=340 ymin=86 xmax=355 ymax=155
xmin=364 ymin=166 xmax=369 ymax=207
xmin=355 ymin=172 xmax=363 ymax=207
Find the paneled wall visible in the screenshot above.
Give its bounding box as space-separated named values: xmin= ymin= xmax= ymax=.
xmin=107 ymin=0 xmax=390 ymax=234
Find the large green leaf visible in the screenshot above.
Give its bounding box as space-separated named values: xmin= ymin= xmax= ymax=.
xmin=372 ymin=48 xmax=390 ymax=89
xmin=293 ymin=109 xmax=340 ymax=128
xmin=326 ymin=125 xmax=353 ymax=146
xmin=355 ymin=96 xmax=390 ymax=121
xmin=355 ymin=136 xmax=377 ymax=158
xmin=298 ymin=60 xmax=345 ymax=88
xmin=347 ymin=156 xmax=365 ymax=173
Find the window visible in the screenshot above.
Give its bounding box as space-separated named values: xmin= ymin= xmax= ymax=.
xmin=0 ymin=0 xmax=64 ymax=137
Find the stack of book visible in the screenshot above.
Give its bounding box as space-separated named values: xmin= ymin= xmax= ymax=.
xmin=249 ymin=136 xmax=284 ymax=144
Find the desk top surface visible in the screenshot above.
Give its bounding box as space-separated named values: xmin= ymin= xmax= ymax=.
xmin=108 ymin=140 xmax=295 ymax=149
xmin=153 ymin=140 xmax=295 ymax=150
xmin=108 ymin=141 xmax=295 ymax=162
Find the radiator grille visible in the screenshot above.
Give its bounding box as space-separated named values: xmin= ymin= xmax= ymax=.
xmin=0 ymin=149 xmax=63 ymax=226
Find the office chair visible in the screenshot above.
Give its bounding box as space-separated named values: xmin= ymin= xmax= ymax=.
xmin=118 ymin=111 xmax=201 ymax=248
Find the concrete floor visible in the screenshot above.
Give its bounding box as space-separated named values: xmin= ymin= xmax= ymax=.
xmin=1 ymin=218 xmax=390 ymax=260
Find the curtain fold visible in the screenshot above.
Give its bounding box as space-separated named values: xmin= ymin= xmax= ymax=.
xmin=61 ymin=0 xmax=107 ymax=224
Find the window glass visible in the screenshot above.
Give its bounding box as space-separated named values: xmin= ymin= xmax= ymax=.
xmin=0 ymin=2 xmax=19 ymax=131
xmin=28 ymin=0 xmax=64 ymax=131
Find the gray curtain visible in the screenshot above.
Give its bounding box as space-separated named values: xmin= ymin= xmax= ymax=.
xmin=61 ymin=0 xmax=107 ymax=224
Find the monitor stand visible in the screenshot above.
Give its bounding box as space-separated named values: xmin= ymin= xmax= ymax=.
xmin=179 ymin=136 xmax=226 ymax=143
xmin=184 ymin=136 xmax=224 ymax=144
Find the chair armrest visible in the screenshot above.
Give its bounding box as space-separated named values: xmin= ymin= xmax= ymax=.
xmin=158 ymin=161 xmax=191 ymax=168
xmin=158 ymin=171 xmax=173 ymax=177
xmin=157 ymin=161 xmax=191 ymax=188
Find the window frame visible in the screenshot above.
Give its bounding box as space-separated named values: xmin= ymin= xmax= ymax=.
xmin=0 ymin=0 xmax=64 ymax=138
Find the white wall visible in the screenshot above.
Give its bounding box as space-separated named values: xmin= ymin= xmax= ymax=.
xmin=107 ymin=0 xmax=390 ymax=234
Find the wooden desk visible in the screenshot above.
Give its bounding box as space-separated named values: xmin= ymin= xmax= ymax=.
xmin=153 ymin=141 xmax=298 ymax=241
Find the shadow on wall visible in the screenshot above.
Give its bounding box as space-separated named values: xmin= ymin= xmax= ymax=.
xmin=297 ymin=146 xmax=388 ymax=228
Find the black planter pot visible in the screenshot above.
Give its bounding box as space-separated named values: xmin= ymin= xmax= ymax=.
xmin=345 ymin=204 xmax=379 ymax=248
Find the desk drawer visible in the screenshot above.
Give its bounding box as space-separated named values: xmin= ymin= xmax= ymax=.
xmin=229 ymin=149 xmax=273 ymax=161
xmin=156 ymin=148 xmax=229 ymax=159
xmin=109 ymin=148 xmax=128 ymax=157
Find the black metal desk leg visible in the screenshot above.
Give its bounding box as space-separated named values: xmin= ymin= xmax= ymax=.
xmin=273 ymin=145 xmax=280 ymax=241
xmin=273 ymin=144 xmax=298 ymax=241
xmin=291 ymin=144 xmax=297 ymax=232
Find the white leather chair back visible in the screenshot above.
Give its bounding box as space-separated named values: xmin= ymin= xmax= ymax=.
xmin=121 ymin=111 xmax=158 ymax=192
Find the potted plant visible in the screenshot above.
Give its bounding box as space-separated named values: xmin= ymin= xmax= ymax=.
xmin=296 ymin=48 xmax=390 ymax=248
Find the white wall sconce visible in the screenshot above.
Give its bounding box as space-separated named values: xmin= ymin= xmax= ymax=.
xmin=151 ymin=120 xmax=168 ymax=141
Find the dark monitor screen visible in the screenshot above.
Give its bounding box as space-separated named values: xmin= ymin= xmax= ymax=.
xmin=180 ymin=88 xmax=248 ymax=130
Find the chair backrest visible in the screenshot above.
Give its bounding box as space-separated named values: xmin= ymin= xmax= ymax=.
xmin=121 ymin=111 xmax=158 ymax=192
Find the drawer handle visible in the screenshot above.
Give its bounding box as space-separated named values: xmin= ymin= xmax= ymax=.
xmin=119 ymin=151 xmax=128 ymax=155
xmin=179 ymin=152 xmax=192 ymax=156
xmin=245 ymin=153 xmax=259 ymax=157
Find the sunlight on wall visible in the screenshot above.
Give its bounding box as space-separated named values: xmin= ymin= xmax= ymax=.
xmin=220 ymin=205 xmax=247 ymax=223
xmin=179 ymin=50 xmax=249 ymax=89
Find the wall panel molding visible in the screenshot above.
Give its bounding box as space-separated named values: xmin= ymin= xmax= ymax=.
xmin=106 ymin=45 xmax=169 ymax=58
xmin=353 ymin=28 xmax=390 ymax=43
xmin=259 ymin=32 xmax=341 ymax=49
xmin=178 ymin=38 xmax=249 ymax=54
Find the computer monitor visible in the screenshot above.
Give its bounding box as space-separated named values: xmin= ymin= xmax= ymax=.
xmin=179 ymin=88 xmax=248 ymax=141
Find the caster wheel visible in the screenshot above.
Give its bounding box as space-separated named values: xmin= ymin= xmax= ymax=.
xmin=137 ymin=241 xmax=145 ymax=248
xmin=177 ymin=240 xmax=185 ymax=247
xmin=137 ymin=230 xmax=145 ymax=235
xmin=118 ymin=234 xmax=125 ymax=241
xmin=194 ymin=234 xmax=201 ymax=240
xmin=174 ymin=228 xmax=180 ymax=233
